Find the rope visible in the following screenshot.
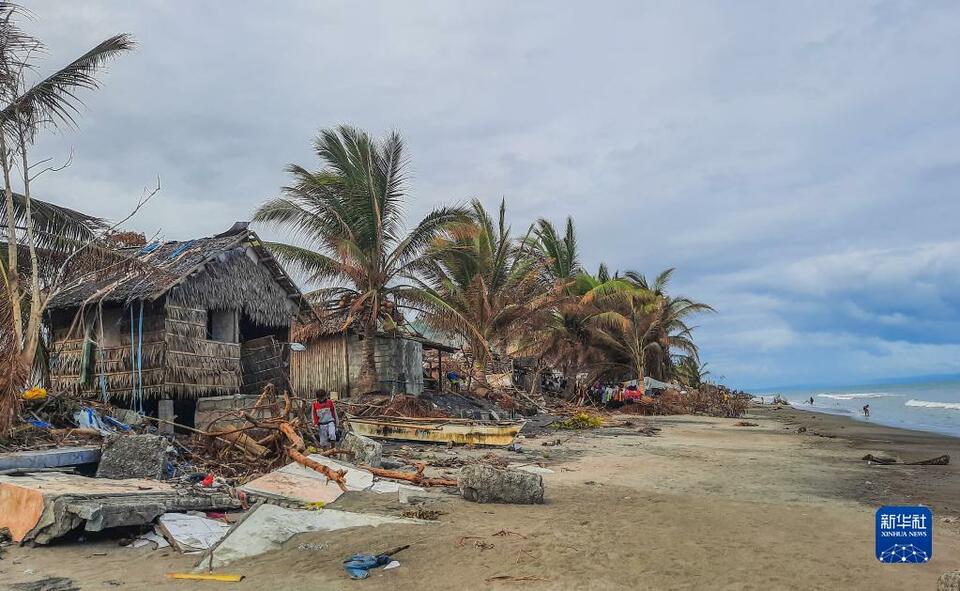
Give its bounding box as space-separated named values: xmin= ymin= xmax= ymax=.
xmin=137 ymin=301 xmax=144 ymax=414
xmin=130 ymin=305 xmax=136 ymax=403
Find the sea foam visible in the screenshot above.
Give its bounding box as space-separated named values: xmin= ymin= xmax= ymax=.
xmin=905 ymin=399 xmax=960 ymax=411
xmin=818 ymin=392 xmax=900 ymax=400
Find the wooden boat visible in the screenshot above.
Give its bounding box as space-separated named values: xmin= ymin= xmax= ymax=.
xmin=346 ymin=415 xmax=525 ymax=447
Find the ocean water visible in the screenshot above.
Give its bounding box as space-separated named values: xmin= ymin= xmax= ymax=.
xmin=762 ymin=380 xmax=960 ymax=438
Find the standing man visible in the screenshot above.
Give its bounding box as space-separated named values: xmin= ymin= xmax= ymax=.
xmin=312 ymin=389 xmax=338 ymax=448
xmin=862 ymin=404 xmax=870 ymax=417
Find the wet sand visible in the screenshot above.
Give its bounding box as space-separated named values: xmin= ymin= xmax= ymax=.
xmin=2 ymin=405 xmax=958 ymax=590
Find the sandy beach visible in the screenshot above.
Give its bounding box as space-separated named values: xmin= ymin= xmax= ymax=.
xmin=3 ymin=405 xmax=958 ymax=591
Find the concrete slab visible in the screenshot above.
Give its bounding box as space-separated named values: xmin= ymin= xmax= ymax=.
xmin=157 ymin=513 xmax=231 ymax=553
xmin=240 ymin=455 xmax=375 ymax=506
xmin=203 ymin=504 xmax=422 ymax=569
xmin=0 ymin=447 xmax=101 ymax=471
xmin=0 ymin=472 xmax=239 ymax=544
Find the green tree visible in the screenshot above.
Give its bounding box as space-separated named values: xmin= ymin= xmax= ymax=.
xmin=253 ymin=125 xmax=468 ymax=393
xmin=405 ymin=198 xmax=552 ymax=371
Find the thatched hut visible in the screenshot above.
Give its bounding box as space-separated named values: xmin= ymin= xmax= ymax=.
xmin=289 ymin=309 xmax=457 ymax=398
xmin=45 ymin=223 xmax=312 ymax=415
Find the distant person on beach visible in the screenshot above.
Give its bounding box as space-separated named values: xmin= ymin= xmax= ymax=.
xmin=809 ymin=397 xmax=814 ymax=405
xmin=862 ymin=404 xmax=870 ymax=417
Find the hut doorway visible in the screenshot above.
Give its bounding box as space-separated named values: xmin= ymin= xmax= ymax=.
xmin=238 ymin=313 xmax=290 ymax=394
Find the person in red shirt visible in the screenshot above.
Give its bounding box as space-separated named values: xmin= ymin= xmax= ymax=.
xmin=311 ymin=389 xmax=338 ymax=448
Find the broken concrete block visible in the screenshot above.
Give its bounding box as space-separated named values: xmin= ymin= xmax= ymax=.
xmin=341 ymin=432 xmax=382 ymax=468
xmin=459 ymin=464 xmax=544 ymax=504
xmin=96 ymin=434 xmax=171 ymax=480
xmin=940 ymin=570 xmax=960 ymax=591
xmin=156 ymin=512 xmax=231 ymax=553
xmin=0 ymin=472 xmax=239 ymax=544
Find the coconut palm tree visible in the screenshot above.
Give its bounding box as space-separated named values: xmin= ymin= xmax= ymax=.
xmin=0 ymin=2 xmax=133 ymax=433
xmin=404 ymin=198 xmax=552 ymax=371
xmin=620 ymin=268 xmax=715 ymax=380
xmin=253 ymin=125 xmax=468 ymax=393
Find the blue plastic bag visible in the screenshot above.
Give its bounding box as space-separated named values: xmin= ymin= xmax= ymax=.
xmin=343 ymin=553 xmax=391 ymax=580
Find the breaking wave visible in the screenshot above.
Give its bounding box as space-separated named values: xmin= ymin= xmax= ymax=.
xmin=818 ymin=392 xmax=900 ymax=400
xmin=905 ymin=399 xmax=960 ymax=411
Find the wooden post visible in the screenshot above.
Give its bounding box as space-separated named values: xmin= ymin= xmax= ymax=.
xmin=158 ymin=399 xmax=175 ymax=435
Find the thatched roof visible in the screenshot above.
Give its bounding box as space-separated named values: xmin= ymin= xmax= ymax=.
xmin=48 ymin=223 xmax=313 ymax=324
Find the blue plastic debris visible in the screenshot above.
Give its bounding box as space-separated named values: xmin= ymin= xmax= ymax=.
xmin=28 ymin=418 xmax=52 ymax=429
xmin=343 ymin=545 xmax=408 ymax=580
xmin=343 ymin=553 xmax=392 ymax=580
xmin=168 ymin=240 xmax=195 ymax=259
xmin=103 ymin=416 xmax=131 ymax=431
xmin=139 ymin=241 xmax=162 ymax=255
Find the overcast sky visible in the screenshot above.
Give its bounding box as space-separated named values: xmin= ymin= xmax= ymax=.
xmin=24 ymin=1 xmax=960 ymax=389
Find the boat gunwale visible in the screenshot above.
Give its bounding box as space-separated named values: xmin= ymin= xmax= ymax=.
xmin=345 ymin=414 xmax=526 ymax=429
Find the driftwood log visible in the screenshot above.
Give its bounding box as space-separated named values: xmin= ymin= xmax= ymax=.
xmin=862 ymin=453 xmax=950 ymax=465
xmin=362 ymin=462 xmax=458 ymax=487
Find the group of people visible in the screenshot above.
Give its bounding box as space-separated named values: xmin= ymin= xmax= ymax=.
xmin=589 ymin=382 xmax=645 ymax=405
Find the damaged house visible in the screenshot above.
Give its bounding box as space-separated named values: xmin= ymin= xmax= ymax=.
xmin=44 ymin=223 xmax=312 ymax=421
xmin=289 ymin=309 xmax=457 ymax=398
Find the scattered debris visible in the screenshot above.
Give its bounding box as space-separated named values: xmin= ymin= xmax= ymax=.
xmin=493 ymin=529 xmax=527 ymax=538
xmin=400 ymin=507 xmax=445 ymax=520
xmin=459 ymin=465 xmax=544 ymax=505
xmin=552 ymin=412 xmax=603 ymax=430
xmin=10 ymin=577 xmax=80 ymax=591
xmin=734 ymin=421 xmax=759 ymax=427
xmin=129 ymin=530 xmax=170 ymax=550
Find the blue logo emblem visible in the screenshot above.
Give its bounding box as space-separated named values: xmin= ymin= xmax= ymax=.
xmin=876 ymin=506 xmax=932 ymax=563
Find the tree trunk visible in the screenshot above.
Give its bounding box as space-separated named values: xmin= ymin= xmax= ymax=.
xmin=1 ymin=133 xmax=22 ymax=344
xmin=355 ymin=313 xmax=379 ymax=394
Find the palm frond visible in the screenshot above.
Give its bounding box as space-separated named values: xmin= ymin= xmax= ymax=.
xmin=0 ymin=33 xmax=135 ymax=131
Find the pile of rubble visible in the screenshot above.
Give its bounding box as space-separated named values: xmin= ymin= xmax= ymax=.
xmin=0 ymin=384 xmax=548 ymax=582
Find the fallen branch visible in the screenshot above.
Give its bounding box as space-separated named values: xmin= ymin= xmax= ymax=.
xmin=287 ymin=448 xmax=348 ymax=491
xmin=363 ymin=462 xmax=458 ymax=487
xmin=278 ymin=422 xmax=304 ymax=452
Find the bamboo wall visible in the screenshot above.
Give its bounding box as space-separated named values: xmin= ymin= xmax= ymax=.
xmin=47 ymin=301 xmax=245 ymax=400
xmin=48 ymin=303 xmax=167 ymax=399
xmin=289 ymin=333 xmax=349 ymax=397
xmin=289 ymin=333 xmax=424 ymax=397
xmin=164 ymin=304 xmax=242 ymax=398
